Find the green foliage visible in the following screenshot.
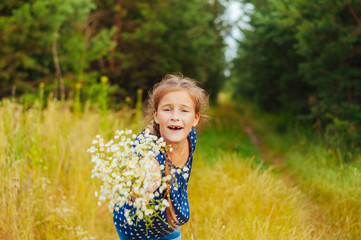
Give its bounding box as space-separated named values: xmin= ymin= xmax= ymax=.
xmin=231 ymin=0 xmax=310 ymax=113
xmin=0 ymin=0 xmax=116 ymax=99
xmin=232 ymin=0 xmax=361 ymax=158
xmin=1 ymin=0 xmax=226 ymax=105
xmin=93 ymin=0 xmax=227 ymax=101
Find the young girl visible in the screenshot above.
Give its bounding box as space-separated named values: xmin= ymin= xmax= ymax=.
xmin=113 ymin=74 xmax=209 ymax=240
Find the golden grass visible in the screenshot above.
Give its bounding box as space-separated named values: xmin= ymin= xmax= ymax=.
xmin=284 ymin=149 xmax=361 ymax=239
xmin=0 ymin=99 xmax=343 ymax=239
xmin=232 ymin=100 xmax=361 ymax=239
xmin=183 ymin=155 xmax=324 ymax=240
xmin=0 ymin=99 xmax=140 ymax=240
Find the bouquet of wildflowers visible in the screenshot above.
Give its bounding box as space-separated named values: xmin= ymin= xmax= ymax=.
xmin=88 ymin=128 xmax=176 ymax=227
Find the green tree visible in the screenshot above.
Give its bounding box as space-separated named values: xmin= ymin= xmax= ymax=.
xmin=231 ymin=0 xmax=311 ymax=113
xmin=0 ymin=0 xmax=116 ymax=100
xmin=295 ymin=0 xmax=361 ymax=155
xmin=93 ymin=0 xmax=227 ymax=101
xmin=232 ymin=0 xmax=361 ymax=156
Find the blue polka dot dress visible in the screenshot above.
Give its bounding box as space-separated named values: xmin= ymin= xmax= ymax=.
xmin=113 ymin=127 xmax=197 ymax=240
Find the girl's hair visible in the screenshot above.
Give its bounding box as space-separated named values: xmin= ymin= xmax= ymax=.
xmin=143 ymin=73 xmax=209 ymax=228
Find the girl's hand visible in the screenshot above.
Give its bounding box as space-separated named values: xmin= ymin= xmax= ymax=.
xmin=132 ymin=157 xmax=161 ymax=202
xmin=147 ymin=157 xmax=161 ymax=193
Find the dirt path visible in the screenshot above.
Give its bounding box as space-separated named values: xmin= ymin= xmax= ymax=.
xmin=242 ymin=124 xmax=284 ymax=166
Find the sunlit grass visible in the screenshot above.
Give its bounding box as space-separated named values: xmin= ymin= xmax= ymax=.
xmin=284 ymin=145 xmax=361 ymax=239
xmin=0 ymin=99 xmax=141 ymax=239
xmin=184 ymin=155 xmax=323 ymax=239
xmin=1 ymin=98 xmax=357 ymax=239
xmin=234 ymin=100 xmax=361 ymax=239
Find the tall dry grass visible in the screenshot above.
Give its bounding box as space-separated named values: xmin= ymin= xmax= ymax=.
xmin=233 ymin=100 xmax=361 ymax=239
xmin=284 ymin=146 xmax=361 ymax=239
xmin=183 ymin=155 xmax=325 ymax=240
xmin=0 ymin=99 xmax=335 ymax=239
xmin=0 ymin=99 xmax=141 ymax=239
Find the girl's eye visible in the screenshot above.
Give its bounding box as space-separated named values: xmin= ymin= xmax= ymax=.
xmin=163 ymin=108 xmax=171 ymax=111
xmin=181 ymin=109 xmax=189 ymax=113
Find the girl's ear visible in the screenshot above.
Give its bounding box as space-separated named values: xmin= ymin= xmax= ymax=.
xmin=193 ymin=112 xmax=201 ymax=127
xmin=153 ymin=110 xmax=159 ymax=124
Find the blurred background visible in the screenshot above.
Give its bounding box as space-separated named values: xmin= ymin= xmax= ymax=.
xmin=1 ymin=0 xmax=361 ymax=155
xmin=1 ymin=0 xmax=361 ymax=239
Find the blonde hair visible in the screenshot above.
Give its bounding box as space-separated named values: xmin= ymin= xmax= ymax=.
xmin=143 ymin=73 xmax=209 ymax=228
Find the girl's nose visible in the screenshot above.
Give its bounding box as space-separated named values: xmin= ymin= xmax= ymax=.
xmin=171 ymin=110 xmax=180 ymax=121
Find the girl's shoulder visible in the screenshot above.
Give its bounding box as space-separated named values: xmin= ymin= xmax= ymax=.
xmin=188 ymin=127 xmax=197 ymax=154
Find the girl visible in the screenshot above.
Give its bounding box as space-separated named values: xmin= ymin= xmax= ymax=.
xmin=113 ymin=74 xmax=209 ymax=240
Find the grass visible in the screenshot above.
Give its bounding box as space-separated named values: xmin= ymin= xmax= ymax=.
xmin=184 ymin=155 xmax=321 ymax=239
xmin=235 ymin=99 xmax=361 ymax=239
xmin=0 ymin=99 xmax=142 ymax=239
xmin=1 ymin=98 xmax=358 ymax=239
xmin=195 ymin=105 xmax=263 ymax=166
xmin=283 ymin=144 xmax=361 ymax=239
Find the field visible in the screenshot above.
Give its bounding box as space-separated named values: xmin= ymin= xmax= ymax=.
xmin=1 ymin=99 xmax=360 ymax=239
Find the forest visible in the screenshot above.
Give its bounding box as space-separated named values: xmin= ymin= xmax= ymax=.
xmin=1 ymin=0 xmax=360 ymax=239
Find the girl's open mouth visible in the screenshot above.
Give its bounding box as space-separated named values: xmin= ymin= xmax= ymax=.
xmin=168 ymin=125 xmax=183 ymax=131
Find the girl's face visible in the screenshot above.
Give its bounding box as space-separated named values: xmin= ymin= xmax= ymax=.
xmin=153 ymin=90 xmax=200 ymax=146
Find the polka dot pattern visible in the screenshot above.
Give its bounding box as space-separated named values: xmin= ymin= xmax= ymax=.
xmin=113 ymin=128 xmax=197 ymax=239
